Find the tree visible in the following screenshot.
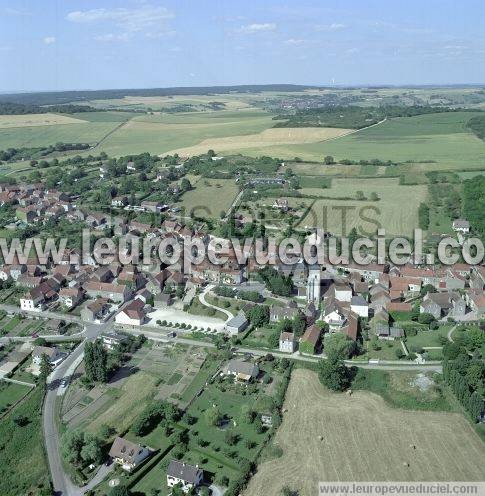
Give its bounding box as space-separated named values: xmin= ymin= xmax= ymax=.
xmin=84 ymin=340 xmax=108 ymax=383
xmin=418 ymin=313 xmax=435 ymax=325
xmin=355 ymin=190 xmax=365 ymax=201
xmin=323 ymin=333 xmax=356 ymax=360
xmin=61 ymin=430 xmax=85 ymax=466
xmin=80 ymin=434 xmax=103 ymax=464
xmin=108 ymin=486 xmax=131 ymax=496
xmin=204 ymin=406 xmax=221 ymax=427
xmin=181 ymin=178 xmax=192 ymax=192
xmin=323 ymin=155 xmax=335 ymax=165
xmin=318 ymin=357 xmax=349 ymax=392
xmin=370 ymin=192 xmax=379 ymax=201
xmin=38 ymin=354 xmax=52 ymax=391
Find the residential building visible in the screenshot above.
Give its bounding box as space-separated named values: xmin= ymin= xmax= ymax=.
xmin=452 ymin=219 xmax=470 ymax=233
xmin=279 ymin=331 xmax=296 ymax=353
xmin=109 ymin=437 xmax=150 ymax=471
xmin=225 ymin=311 xmax=249 ymax=335
xmin=115 ymin=298 xmax=147 ymax=326
xmin=166 ymin=460 xmax=204 ymax=493
xmin=299 ymin=324 xmax=321 ymax=355
xmin=32 ymin=346 xmax=63 ymax=366
xmin=225 ymin=359 xmax=259 ymax=382
xmin=101 ymin=331 xmax=129 ymax=350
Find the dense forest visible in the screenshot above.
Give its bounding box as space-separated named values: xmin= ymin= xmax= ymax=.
xmin=0 ymin=102 xmax=98 ymax=115
xmin=273 ymin=105 xmax=467 ymax=129
xmin=462 ymin=176 xmax=485 ymax=241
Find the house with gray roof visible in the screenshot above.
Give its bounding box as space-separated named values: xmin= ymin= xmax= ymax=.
xmin=167 ymin=460 xmax=204 ymax=493
xmin=225 ymin=359 xmax=259 ymax=381
xmin=225 ymin=311 xmax=248 ymax=336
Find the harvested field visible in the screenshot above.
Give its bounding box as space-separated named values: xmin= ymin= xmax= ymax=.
xmin=167 ymin=127 xmax=351 ymax=156
xmin=0 ymin=113 xmax=87 ymax=128
xmin=245 ymin=369 xmax=485 ymax=496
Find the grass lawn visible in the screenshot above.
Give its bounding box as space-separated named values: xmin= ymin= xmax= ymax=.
xmin=0 ymin=388 xmax=51 ymax=496
xmin=358 ymin=339 xmax=405 ymax=360
xmin=0 ymin=381 xmax=31 ymax=413
xmin=181 ymin=382 xmax=270 ymax=483
xmin=405 ymin=326 xmax=451 ymax=350
xmin=177 ymin=178 xmax=238 ymax=219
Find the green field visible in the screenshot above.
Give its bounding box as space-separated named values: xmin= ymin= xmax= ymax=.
xmin=232 ymin=112 xmax=485 ymax=170
xmin=298 ymin=177 xmax=428 ymax=236
xmin=177 ymin=177 xmax=239 ymax=218
xmin=0 ymin=388 xmax=51 ymax=496
xmin=0 ymin=381 xmax=31 ymax=413
xmin=93 ymin=110 xmax=275 ymax=156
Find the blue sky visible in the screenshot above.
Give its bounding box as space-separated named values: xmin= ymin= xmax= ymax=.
xmin=1 ymin=0 xmax=485 ymax=92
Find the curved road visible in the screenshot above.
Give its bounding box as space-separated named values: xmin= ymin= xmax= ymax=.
xmin=43 ymin=322 xmax=109 ymax=496
xmin=198 ymin=285 xmax=234 ymax=322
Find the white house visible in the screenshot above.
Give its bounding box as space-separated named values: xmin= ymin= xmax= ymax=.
xmin=32 ymin=346 xmax=63 ymax=366
xmin=279 ymin=331 xmax=296 ymax=353
xmin=452 ymin=219 xmax=470 ymax=233
xmin=350 ymin=295 xmax=369 ymax=318
xmin=167 ymin=460 xmax=204 ymax=493
xmin=20 ymin=290 xmax=44 ymax=311
xmin=115 ymin=298 xmax=147 ymax=326
xmin=109 ymin=437 xmax=150 ymax=471
xmin=334 ymin=283 xmax=352 ymax=302
xmin=58 ymin=288 xmax=83 ymax=309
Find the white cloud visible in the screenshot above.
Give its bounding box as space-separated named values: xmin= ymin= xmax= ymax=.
xmin=238 ymin=23 xmax=276 ymax=34
xmin=43 ymin=36 xmax=56 ymax=45
xmin=145 ymin=30 xmax=176 ymax=39
xmin=66 ymin=5 xmax=173 ymax=33
xmin=94 ymin=33 xmax=131 ymax=43
xmin=315 ymin=23 xmax=346 ymax=31
xmin=285 ymin=38 xmax=306 ymax=45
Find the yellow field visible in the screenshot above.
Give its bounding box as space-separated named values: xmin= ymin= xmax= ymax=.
xmin=245 ymin=369 xmax=485 ymax=496
xmin=167 ymin=127 xmax=351 ymax=156
xmin=0 ymin=113 xmax=87 ymax=128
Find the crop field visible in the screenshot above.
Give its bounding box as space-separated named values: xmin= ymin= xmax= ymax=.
xmin=177 ymin=177 xmax=238 ymax=218
xmin=0 ymin=120 xmax=122 ymax=150
xmin=166 ymin=126 xmax=351 ymax=157
xmin=0 ymin=113 xmax=87 ymax=128
xmin=235 ymin=112 xmax=485 ymax=171
xmin=245 ymin=369 xmax=485 ymax=496
xmin=298 ymin=177 xmax=427 ymax=236
xmin=84 ymin=93 xmax=256 ymax=111
xmin=94 ymin=110 xmax=274 ymax=156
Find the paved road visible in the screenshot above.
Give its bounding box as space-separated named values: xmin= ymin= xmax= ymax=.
xmin=43 ymin=322 xmax=109 ymax=496
xmin=0 ymin=304 xmax=83 ymax=324
xmin=198 ymin=285 xmax=234 ymax=321
xmin=32 ymin=299 xmax=445 ymax=495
